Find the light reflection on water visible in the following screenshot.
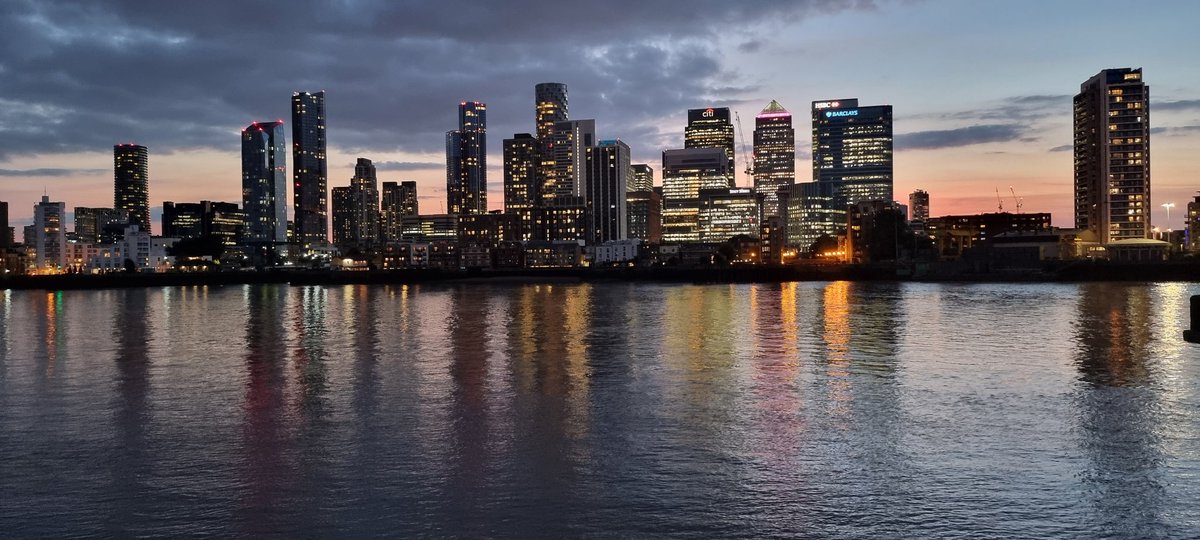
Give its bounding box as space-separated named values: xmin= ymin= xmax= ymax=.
xmin=1 ymin=281 xmax=1198 ymax=537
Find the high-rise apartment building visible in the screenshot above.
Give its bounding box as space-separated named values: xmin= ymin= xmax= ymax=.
xmin=1186 ymin=193 xmax=1200 ymax=252
xmin=292 ymin=90 xmax=328 ymax=248
xmin=630 ymin=164 xmax=654 ymax=193
xmin=535 ymin=83 xmax=568 ymax=140
xmin=753 ymin=101 xmax=795 ymax=219
xmin=332 ymin=158 xmax=380 ymax=248
xmin=447 ymin=101 xmax=488 ymax=215
xmin=685 ymin=107 xmax=736 ymax=187
xmin=812 ymin=98 xmax=894 ymax=206
xmin=381 ymin=181 xmax=418 ymax=243
xmin=662 ymin=148 xmax=731 ymax=242
xmin=543 ymin=119 xmax=596 ymax=202
xmin=1074 ymin=68 xmax=1150 ymax=243
xmin=33 ymin=195 xmax=67 ymax=271
xmin=241 ymin=121 xmax=288 ymax=244
xmin=909 ymin=189 xmax=930 ymax=223
xmin=504 ymin=133 xmax=541 ymax=241
xmin=114 ymin=144 xmax=150 ymax=231
xmin=584 ymin=139 xmax=630 ymax=245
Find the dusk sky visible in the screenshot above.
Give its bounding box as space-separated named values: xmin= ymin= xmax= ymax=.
xmin=2 ymin=0 xmax=1198 ymax=233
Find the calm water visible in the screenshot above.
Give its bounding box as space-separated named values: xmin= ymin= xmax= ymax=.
xmin=1 ymin=281 xmax=1198 ymax=538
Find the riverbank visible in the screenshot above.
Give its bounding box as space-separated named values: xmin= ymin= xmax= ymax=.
xmin=3 ymin=261 xmax=1200 ymax=290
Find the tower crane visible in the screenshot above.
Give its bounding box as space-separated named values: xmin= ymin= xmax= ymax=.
xmin=995 ymin=188 xmax=1004 ymax=213
xmin=1009 ymin=186 xmax=1023 ymax=214
xmin=735 ymin=111 xmax=753 ymax=188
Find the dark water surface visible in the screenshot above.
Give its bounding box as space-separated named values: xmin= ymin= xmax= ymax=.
xmin=1 ymin=282 xmax=1198 ymax=538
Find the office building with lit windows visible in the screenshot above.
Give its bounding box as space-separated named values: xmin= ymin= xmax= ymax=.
xmin=241 ymin=121 xmax=288 ymax=245
xmin=626 ymin=188 xmax=662 ymax=243
xmin=114 ymin=144 xmax=150 ymax=231
xmin=753 ymin=101 xmax=795 ymax=219
xmin=698 ymin=188 xmax=760 ymax=243
xmin=447 ymin=101 xmax=487 ymax=215
xmin=1074 ymin=68 xmax=1150 ymax=243
xmin=74 ymin=207 xmax=129 ymax=245
xmin=504 ymin=133 xmax=541 ymax=241
xmin=584 ymin=139 xmax=630 ymax=245
xmin=291 ymin=91 xmax=327 ymax=248
xmin=812 ymin=98 xmax=894 ymax=206
xmin=777 ymin=182 xmax=846 ymax=253
xmin=630 ymin=163 xmax=654 ymax=192
xmin=662 ymin=148 xmax=730 ymax=242
xmin=685 ymin=107 xmax=736 ymax=187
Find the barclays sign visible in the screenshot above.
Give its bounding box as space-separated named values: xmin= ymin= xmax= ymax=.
xmin=825 ymin=110 xmax=859 ymax=118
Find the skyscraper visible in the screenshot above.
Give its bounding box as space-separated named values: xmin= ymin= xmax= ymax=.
xmin=753 ymin=101 xmax=795 ymax=218
xmin=292 ymin=90 xmax=327 ymax=248
xmin=685 ymin=107 xmax=735 ymax=187
xmin=584 ymin=139 xmax=630 ymax=245
xmin=535 ymin=83 xmax=568 ymax=141
xmin=381 ymin=181 xmax=418 ymax=243
xmin=504 ymin=133 xmax=541 ymax=241
xmin=447 ymin=101 xmax=487 ymax=215
xmin=909 ymin=189 xmax=930 ymax=222
xmin=662 ymin=148 xmax=730 ymax=242
xmin=1074 ymin=68 xmax=1150 ymax=243
xmin=241 ymin=121 xmax=288 ymax=245
xmin=114 ymin=144 xmax=149 ymax=231
xmin=630 ymin=164 xmax=654 ymax=192
xmin=543 ymin=119 xmax=596 ymax=202
xmin=812 ymin=98 xmax=894 ymax=206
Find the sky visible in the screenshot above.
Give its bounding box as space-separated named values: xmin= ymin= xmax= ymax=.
xmin=2 ymin=0 xmax=1199 ymax=234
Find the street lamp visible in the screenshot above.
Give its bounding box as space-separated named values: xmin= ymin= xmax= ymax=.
xmin=1163 ymin=202 xmax=1176 ymax=231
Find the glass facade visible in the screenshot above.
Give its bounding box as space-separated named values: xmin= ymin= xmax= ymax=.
xmin=240 ymin=121 xmax=288 ymax=244
xmin=662 ymin=148 xmax=730 ymax=243
xmin=812 ymin=98 xmax=894 ymax=206
xmin=698 ymin=188 xmax=760 ymax=243
xmin=753 ymin=101 xmax=795 ymax=219
xmin=447 ymin=101 xmax=488 ymax=215
xmin=291 ymin=91 xmax=327 ymax=248
xmin=535 ymin=83 xmax=568 ymax=141
xmin=685 ymin=107 xmax=736 ymax=187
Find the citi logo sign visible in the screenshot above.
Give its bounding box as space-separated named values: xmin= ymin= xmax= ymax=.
xmin=825 ymin=110 xmax=858 ymax=118
xmin=703 ymin=108 xmax=715 ymax=118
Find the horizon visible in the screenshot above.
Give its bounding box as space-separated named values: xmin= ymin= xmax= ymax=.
xmin=2 ymin=0 xmax=1198 ymax=233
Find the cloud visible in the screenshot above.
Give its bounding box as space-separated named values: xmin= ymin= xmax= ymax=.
xmin=895 ymin=124 xmax=1024 ymax=150
xmin=1048 ymin=144 xmax=1072 ymax=152
xmin=366 ymin=161 xmax=444 ymax=172
xmin=0 ymin=167 xmax=108 ymax=177
xmin=937 ymin=94 xmax=1071 ymax=122
xmin=1150 ymin=125 xmax=1200 ymax=136
xmin=1152 ymin=99 xmax=1200 ymax=112
xmin=0 ymin=0 xmax=872 ymax=164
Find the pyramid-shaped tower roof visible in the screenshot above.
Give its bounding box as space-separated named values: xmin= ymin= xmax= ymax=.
xmin=761 ymin=100 xmax=788 ymax=114
xmin=757 ymin=100 xmax=791 ymax=118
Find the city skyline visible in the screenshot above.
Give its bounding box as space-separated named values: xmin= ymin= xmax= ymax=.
xmin=1 ymin=1 xmax=1198 ymax=232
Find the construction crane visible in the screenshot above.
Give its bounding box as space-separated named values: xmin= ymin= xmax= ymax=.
xmin=995 ymin=188 xmax=1004 ymax=213
xmin=1009 ymin=186 xmax=1023 ymax=214
xmin=735 ymin=111 xmax=753 ymax=188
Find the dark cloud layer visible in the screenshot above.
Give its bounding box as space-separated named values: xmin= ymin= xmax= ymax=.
xmin=0 ymin=0 xmax=873 ymax=164
xmin=0 ymin=167 xmax=107 ymax=177
xmin=896 ymin=124 xmax=1024 ymax=150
